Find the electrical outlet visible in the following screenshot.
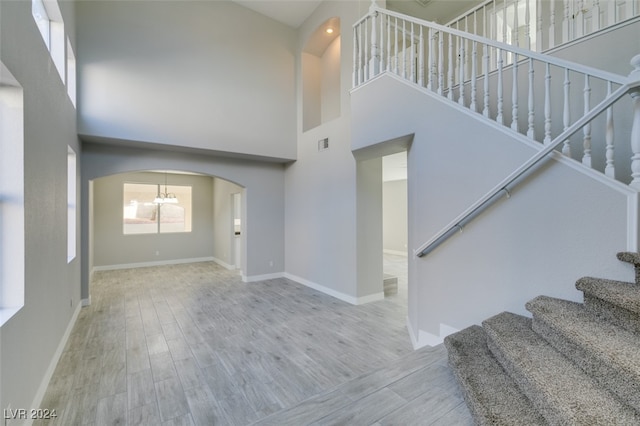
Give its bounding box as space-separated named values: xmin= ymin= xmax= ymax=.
xmin=269 ymin=260 xmax=274 ymax=267
xmin=155 ymin=251 xmax=160 ymax=256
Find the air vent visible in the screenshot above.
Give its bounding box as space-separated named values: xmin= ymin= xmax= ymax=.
xmin=415 ymin=0 xmax=432 ymax=6
xmin=318 ymin=138 xmax=329 ymax=152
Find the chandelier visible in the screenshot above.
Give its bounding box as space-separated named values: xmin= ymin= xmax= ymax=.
xmin=154 ymin=172 xmax=178 ymax=204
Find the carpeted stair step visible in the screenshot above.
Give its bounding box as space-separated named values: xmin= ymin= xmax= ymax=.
xmin=526 ymin=295 xmax=640 ymax=412
xmin=576 ymin=276 xmax=640 ymax=334
xmin=444 ymin=325 xmax=545 ymax=425
xmin=617 ymin=251 xmax=640 ymax=284
xmin=483 ymin=312 xmax=640 ymax=425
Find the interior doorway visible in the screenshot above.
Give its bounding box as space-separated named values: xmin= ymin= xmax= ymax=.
xmin=382 ymin=151 xmax=408 ymax=300
xmin=232 ymin=192 xmax=242 ymax=270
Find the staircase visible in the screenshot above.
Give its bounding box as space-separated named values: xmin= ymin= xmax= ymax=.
xmin=444 ymin=252 xmax=640 ymax=424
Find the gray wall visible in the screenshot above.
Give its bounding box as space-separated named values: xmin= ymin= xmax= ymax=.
xmin=93 ymin=172 xmax=214 ymax=267
xmin=352 ymin=73 xmax=636 ymax=346
xmin=383 ymin=179 xmax=408 ymax=254
xmin=81 ymin=143 xmax=285 ymax=299
xmin=0 ymin=0 xmax=81 ymax=415
xmin=286 ymin=0 xmax=381 ymax=303
xmin=76 ymin=0 xmax=298 ymax=161
xmin=212 ymin=178 xmax=244 ymax=270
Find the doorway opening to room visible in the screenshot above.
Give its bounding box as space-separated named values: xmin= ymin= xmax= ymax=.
xmin=87 ymin=170 xmax=246 ymax=283
xmin=382 ymin=152 xmax=408 ymax=302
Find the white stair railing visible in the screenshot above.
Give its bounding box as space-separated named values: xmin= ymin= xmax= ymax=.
xmin=353 ymin=5 xmax=640 ymax=257
xmin=445 ymin=0 xmax=640 ymax=53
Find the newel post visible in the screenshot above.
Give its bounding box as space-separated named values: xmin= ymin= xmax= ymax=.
xmin=629 ymin=55 xmax=640 ymax=189
xmin=369 ymin=0 xmax=380 ymax=78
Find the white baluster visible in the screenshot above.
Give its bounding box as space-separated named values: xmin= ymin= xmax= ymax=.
xmin=459 ymin=34 xmax=465 ymax=106
xmin=563 ymin=0 xmax=571 ymax=44
xmin=369 ymin=11 xmax=379 ymax=79
xmin=513 ymin=0 xmax=520 ymax=47
xmin=511 ymin=53 xmax=519 ymax=131
xmin=605 ymin=81 xmax=615 ymax=178
xmin=402 ymin=20 xmax=407 ymax=79
xmin=582 ymin=75 xmax=592 ymax=167
xmin=387 ymin=14 xmax=391 ymax=72
xmin=608 ymin=0 xmax=616 ymax=26
xmin=420 ymin=26 xmax=426 ymax=88
xmin=593 ymin=0 xmax=601 ymax=31
xmin=497 ymin=49 xmax=504 ymax=125
xmin=438 ymin=31 xmax=444 ymax=95
xmin=411 ymin=23 xmax=416 ymax=83
xmin=503 ymin=0 xmax=508 ymax=43
xmin=629 ymin=55 xmax=640 ymax=189
xmin=537 ymin=0 xmax=544 ymax=51
xmin=394 ymin=18 xmax=399 ymax=75
xmin=448 ymin=33 xmax=454 ymax=100
xmin=364 ymin=18 xmax=369 ymax=79
xmin=483 ymin=44 xmax=490 ymax=117
xmin=425 ymin=27 xmax=431 ymax=90
xmin=549 ymin=0 xmax=556 ymax=49
xmin=563 ymin=68 xmax=572 ymax=157
xmin=544 ymin=63 xmax=552 ymax=144
xmin=380 ymin=13 xmax=385 ymax=72
xmin=353 ymin=27 xmax=358 ymax=87
xmin=525 ymin=0 xmax=532 ymax=50
xmin=527 ymin=58 xmax=535 ymax=138
xmin=358 ymin=25 xmax=364 ymax=84
xmin=471 ymin=41 xmax=478 ymax=112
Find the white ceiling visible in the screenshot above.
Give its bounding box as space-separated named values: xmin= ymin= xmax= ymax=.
xmin=231 ymin=0 xmax=323 ymax=28
xmin=230 ymin=1 xmax=482 ymax=29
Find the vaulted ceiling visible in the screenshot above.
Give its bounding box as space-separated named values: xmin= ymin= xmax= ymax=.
xmin=231 ymin=0 xmax=483 ymax=29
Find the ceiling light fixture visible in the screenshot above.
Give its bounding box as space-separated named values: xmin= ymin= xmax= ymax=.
xmin=326 ymin=28 xmax=334 ymax=34
xmin=154 ymin=172 xmax=178 ymax=204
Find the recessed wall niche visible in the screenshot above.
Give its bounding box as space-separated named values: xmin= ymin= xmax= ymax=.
xmin=302 ymin=17 xmax=341 ymax=132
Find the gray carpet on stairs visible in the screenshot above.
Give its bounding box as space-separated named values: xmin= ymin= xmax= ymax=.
xmin=482 ymin=312 xmax=640 ymax=425
xmin=576 ymin=277 xmax=640 ymax=334
xmin=444 ymin=325 xmax=545 ymax=425
xmin=526 ymin=295 xmax=640 ymax=412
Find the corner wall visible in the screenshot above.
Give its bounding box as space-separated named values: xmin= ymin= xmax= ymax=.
xmin=352 ymin=74 xmax=636 ymax=347
xmin=285 ymin=0 xmax=380 ymax=304
xmin=0 ymin=0 xmax=81 ymax=416
xmin=81 ymin=144 xmax=285 ymax=299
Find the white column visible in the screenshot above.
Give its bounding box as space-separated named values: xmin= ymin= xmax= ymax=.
xmin=369 ymin=10 xmax=380 ymax=79
xmin=629 ymin=54 xmax=640 ymax=189
xmin=582 ymin=75 xmax=592 ymax=167
xmin=605 ymin=81 xmax=616 ymax=178
xmin=562 ymin=68 xmax=572 ymax=157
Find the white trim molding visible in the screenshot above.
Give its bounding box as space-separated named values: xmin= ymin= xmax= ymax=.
xmin=28 ymin=301 xmax=81 ymax=425
xmin=283 ymin=273 xmax=384 ymax=305
xmin=212 ymin=256 xmax=235 ymax=271
xmin=242 ymin=272 xmax=284 ymax=283
xmin=92 ymin=257 xmax=215 ymax=272
xmin=407 ymin=318 xmax=459 ymax=349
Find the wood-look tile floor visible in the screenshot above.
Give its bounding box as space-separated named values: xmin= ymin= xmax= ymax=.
xmin=35 ymin=260 xmax=471 ymax=425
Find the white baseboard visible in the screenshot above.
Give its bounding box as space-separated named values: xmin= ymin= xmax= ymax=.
xmin=283 ymin=273 xmax=383 ymax=305
xmin=27 ymin=301 xmax=81 ymax=425
xmin=92 ymin=257 xmax=215 ymax=272
xmin=407 ymin=316 xmax=459 ymax=349
xmin=383 ymin=249 xmax=408 ymax=257
xmin=212 ymin=257 xmax=235 ymax=271
xmin=242 ymin=272 xmax=284 ymax=283
xmin=81 ymin=296 xmax=91 ymax=307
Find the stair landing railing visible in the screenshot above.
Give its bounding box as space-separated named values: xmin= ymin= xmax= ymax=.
xmin=445 ymin=0 xmax=640 ymax=53
xmin=352 ymin=5 xmax=640 ymax=257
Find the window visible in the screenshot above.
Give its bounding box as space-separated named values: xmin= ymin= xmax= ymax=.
xmin=123 ymin=183 xmax=192 ymax=235
xmin=32 ymin=0 xmax=65 ymax=82
xmin=66 ymin=38 xmax=76 ymax=107
xmin=0 ymin=63 xmax=25 ymax=325
xmin=67 ymin=146 xmax=76 ymax=262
